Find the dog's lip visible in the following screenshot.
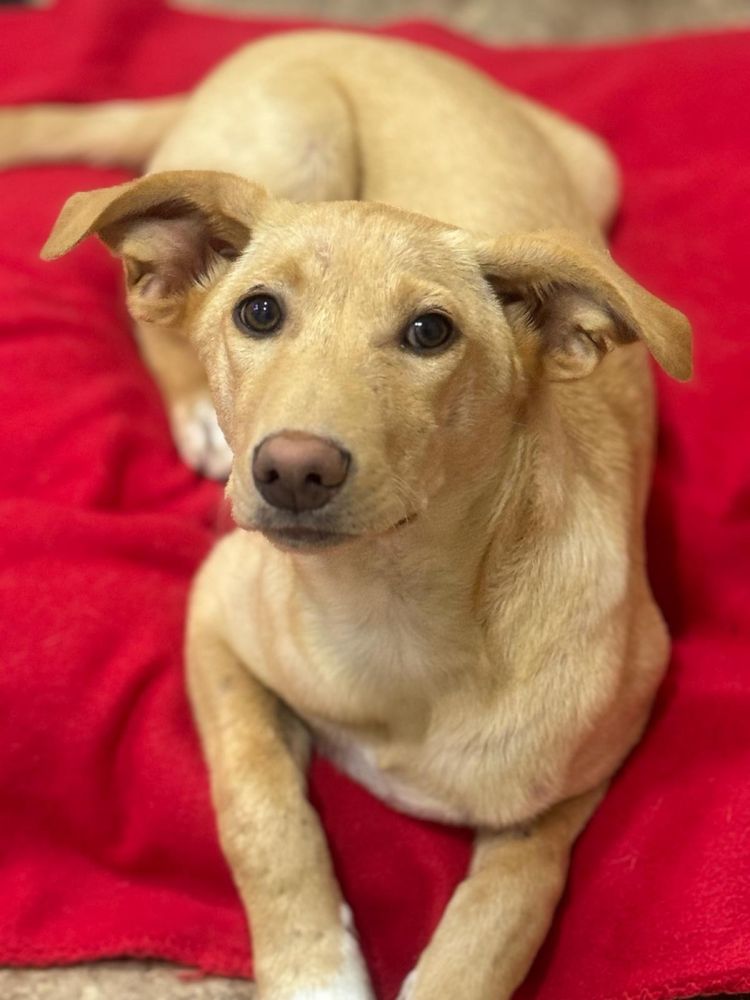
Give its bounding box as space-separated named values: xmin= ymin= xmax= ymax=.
xmin=266 ymin=525 xmax=351 ymax=542
xmin=249 ymin=511 xmax=418 ymax=549
xmin=260 ymin=525 xmax=354 ymax=551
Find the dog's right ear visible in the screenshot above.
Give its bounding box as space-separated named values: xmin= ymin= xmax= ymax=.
xmin=41 ymin=170 xmax=268 ymax=325
xmin=476 ymin=230 xmax=692 ymax=382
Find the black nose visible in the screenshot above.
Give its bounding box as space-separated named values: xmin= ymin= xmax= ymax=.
xmin=252 ymin=432 xmax=350 ymax=512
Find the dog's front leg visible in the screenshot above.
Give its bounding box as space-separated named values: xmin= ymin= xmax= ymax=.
xmin=397 ymin=787 xmax=605 ymax=1000
xmin=186 ymin=621 xmax=374 ymax=1000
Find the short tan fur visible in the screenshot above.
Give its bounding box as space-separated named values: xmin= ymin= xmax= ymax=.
xmin=5 ymin=30 xmax=691 ymax=1000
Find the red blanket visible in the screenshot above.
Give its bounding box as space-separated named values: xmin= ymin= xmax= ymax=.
xmin=1 ymin=2 xmax=748 ymax=998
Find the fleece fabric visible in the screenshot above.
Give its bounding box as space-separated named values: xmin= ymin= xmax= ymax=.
xmin=0 ymin=2 xmax=748 ymax=998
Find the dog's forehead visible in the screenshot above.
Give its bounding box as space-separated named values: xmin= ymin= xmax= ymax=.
xmin=251 ymin=200 xmax=474 ymax=277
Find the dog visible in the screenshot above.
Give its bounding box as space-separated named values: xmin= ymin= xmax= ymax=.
xmin=3 ymin=30 xmax=691 ymax=1000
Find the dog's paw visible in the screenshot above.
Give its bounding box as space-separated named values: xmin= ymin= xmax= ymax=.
xmin=170 ymin=395 xmax=232 ymax=480
xmin=396 ymin=970 xmax=417 ymax=1000
xmin=287 ymin=968 xmax=373 ymax=1000
xmin=283 ymin=907 xmax=374 ymax=1000
xmin=283 ymin=955 xmax=373 ymax=1000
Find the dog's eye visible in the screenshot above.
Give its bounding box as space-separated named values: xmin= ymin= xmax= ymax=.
xmin=402 ymin=313 xmax=454 ymax=353
xmin=233 ymin=294 xmax=283 ymax=336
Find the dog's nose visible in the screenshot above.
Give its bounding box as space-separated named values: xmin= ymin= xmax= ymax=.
xmin=252 ymin=432 xmax=350 ymax=512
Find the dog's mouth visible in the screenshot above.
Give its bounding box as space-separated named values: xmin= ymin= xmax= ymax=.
xmin=261 ymin=525 xmax=354 ymax=551
xmin=245 ymin=512 xmax=418 ymax=553
xmin=229 ymin=478 xmax=420 ymax=551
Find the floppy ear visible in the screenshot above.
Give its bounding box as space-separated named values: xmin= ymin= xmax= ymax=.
xmin=41 ymin=170 xmax=268 ymax=325
xmin=476 ymin=230 xmax=692 ymax=381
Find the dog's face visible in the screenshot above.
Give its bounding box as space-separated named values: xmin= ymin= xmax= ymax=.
xmin=43 ymin=171 xmax=692 ymax=551
xmin=194 ymin=199 xmax=524 ymax=548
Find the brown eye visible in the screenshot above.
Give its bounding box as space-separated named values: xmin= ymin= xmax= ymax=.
xmin=402 ymin=313 xmax=455 ymax=353
xmin=233 ymin=294 xmax=283 ymax=336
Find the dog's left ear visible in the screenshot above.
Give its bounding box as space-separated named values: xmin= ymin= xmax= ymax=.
xmin=477 ymin=230 xmax=692 ymax=381
xmin=41 ymin=170 xmax=268 ymax=325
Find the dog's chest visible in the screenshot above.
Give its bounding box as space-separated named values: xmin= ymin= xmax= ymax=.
xmin=229 ymin=547 xmax=473 ymax=711
xmin=241 ymin=580 xmax=476 ymax=725
xmin=225 ymin=554 xmax=500 ymax=817
xmin=310 ymin=722 xmax=472 ymax=824
xmin=223 ymin=541 xmax=579 ymax=828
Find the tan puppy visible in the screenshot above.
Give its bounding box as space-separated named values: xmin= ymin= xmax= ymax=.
xmin=8 ymin=31 xmax=691 ymax=1000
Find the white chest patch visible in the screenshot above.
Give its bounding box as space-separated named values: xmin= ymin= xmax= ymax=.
xmin=313 ymin=725 xmax=466 ymax=825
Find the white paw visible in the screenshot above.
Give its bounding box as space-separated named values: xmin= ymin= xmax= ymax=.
xmin=396 ymin=969 xmax=417 ymax=1000
xmin=171 ymin=395 xmax=232 ymax=480
xmin=287 ymin=907 xmax=374 ymax=1000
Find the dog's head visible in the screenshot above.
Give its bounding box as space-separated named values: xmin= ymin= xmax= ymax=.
xmin=43 ymin=170 xmax=692 ymax=551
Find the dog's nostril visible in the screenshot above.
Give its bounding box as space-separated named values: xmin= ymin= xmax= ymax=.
xmin=306 ymin=473 xmax=322 ymax=486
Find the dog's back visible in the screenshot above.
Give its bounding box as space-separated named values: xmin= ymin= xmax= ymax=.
xmin=150 ymin=31 xmax=618 ymax=235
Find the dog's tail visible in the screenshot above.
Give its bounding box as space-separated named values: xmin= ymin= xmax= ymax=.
xmin=0 ymin=97 xmax=185 ymax=171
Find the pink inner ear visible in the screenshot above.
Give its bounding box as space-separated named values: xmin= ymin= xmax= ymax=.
xmin=119 ymin=214 xmax=210 ymax=294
